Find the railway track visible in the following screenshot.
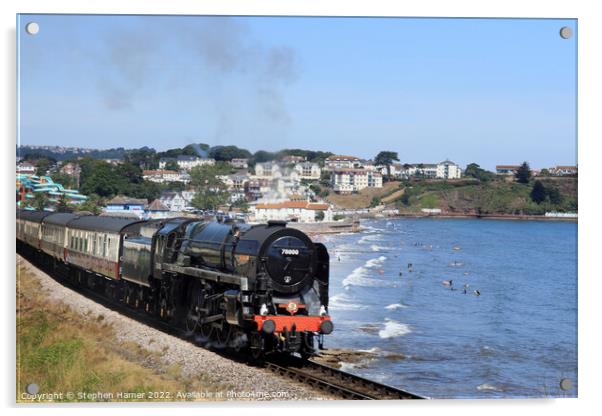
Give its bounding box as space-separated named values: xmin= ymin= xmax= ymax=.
xmin=266 ymin=358 xmax=425 ymax=400
xmin=19 ymin=251 xmax=425 ymax=401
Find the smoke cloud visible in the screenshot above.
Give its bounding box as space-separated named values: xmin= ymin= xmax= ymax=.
xmin=98 ymin=16 xmax=299 ymax=131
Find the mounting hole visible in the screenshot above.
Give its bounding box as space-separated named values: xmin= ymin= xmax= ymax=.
xmin=559 ymin=26 xmax=572 ymax=39
xmin=26 ymin=383 xmax=39 ymax=395
xmin=25 ymin=22 xmax=39 ymax=35
xmin=559 ymin=378 xmax=572 ymax=391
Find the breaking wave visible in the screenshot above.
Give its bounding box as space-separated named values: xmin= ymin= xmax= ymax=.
xmin=329 ymin=293 xmax=368 ymax=311
xmin=385 ymin=303 xmax=407 ymax=310
xmin=378 ymin=319 xmax=412 ymax=339
xmin=342 ymin=256 xmax=395 ymax=288
xmin=477 ymin=383 xmax=503 ymax=392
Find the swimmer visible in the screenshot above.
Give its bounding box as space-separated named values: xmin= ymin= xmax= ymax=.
xmin=474 ymin=289 xmax=481 ymax=296
xmin=463 ymin=283 xmax=469 ymax=294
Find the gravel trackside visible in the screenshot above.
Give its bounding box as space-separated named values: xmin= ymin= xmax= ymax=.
xmin=17 ymin=255 xmax=335 ymax=401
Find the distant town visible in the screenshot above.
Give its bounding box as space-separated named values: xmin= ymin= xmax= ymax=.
xmin=16 ymin=144 xmax=578 ymax=225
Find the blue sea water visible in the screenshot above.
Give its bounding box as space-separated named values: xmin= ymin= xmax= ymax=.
xmin=315 ymin=218 xmax=577 ymax=399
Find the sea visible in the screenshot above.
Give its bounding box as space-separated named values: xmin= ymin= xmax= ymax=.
xmin=313 ymin=217 xmax=577 ymax=399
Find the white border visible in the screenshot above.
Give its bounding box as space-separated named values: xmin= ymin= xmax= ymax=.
xmin=2 ymin=1 xmax=600 ymax=415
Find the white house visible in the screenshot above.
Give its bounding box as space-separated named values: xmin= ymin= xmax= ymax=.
xmin=159 ymin=156 xmax=215 ymax=171
xmin=397 ymin=161 xmax=462 ymax=179
xmin=143 ymin=169 xmax=190 ymax=184
xmin=159 ymin=191 xmax=189 ymax=212
xmin=252 ymin=201 xmax=333 ymax=223
xmin=294 ymin=162 xmax=321 ymax=180
xmin=16 ymin=162 xmax=36 ymax=175
xmin=331 ymin=169 xmax=383 ymax=193
xmin=254 ymin=162 xmax=281 ymax=178
xmin=436 ymin=160 xmax=462 ymax=179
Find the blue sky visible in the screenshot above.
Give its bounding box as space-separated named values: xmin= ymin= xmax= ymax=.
xmin=17 ymin=15 xmax=576 ymax=170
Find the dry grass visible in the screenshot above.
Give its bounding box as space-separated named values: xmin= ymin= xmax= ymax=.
xmin=16 ymin=264 xmax=224 ymax=402
xmin=326 ymin=181 xmax=401 ymax=209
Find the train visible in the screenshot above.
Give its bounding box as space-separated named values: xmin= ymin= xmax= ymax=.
xmin=16 ymin=209 xmax=333 ymax=359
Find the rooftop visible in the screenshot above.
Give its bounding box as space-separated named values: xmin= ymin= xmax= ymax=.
xmin=147 ymin=199 xmax=170 ymax=211
xmin=106 ymin=196 xmax=148 ymax=206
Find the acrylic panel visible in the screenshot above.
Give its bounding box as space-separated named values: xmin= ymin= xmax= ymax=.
xmin=16 ymin=14 xmax=577 ymax=402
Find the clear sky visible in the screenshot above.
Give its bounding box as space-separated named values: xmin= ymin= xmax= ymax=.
xmin=17 ymin=15 xmax=577 ymax=170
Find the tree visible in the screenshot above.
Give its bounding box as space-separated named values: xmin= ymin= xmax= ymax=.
xmin=539 ymin=168 xmax=550 ymax=177
xmin=125 ymin=147 xmax=157 ymax=169
xmin=515 ymin=162 xmax=531 ymax=184
xmin=209 ymin=145 xmax=252 ymax=161
xmin=369 ymin=196 xmax=382 ymax=208
xmin=252 ymin=150 xmax=277 ymax=164
xmin=50 ymin=172 xmax=77 ymax=189
xmin=547 ymin=187 xmax=563 ymax=205
xmin=56 ymin=194 xmax=72 ymax=213
xmin=32 ymin=192 xmax=47 ymax=211
xmin=77 ymin=194 xmax=104 ymax=215
xmin=315 ymin=211 xmax=325 ymax=221
xmin=400 ymin=191 xmax=411 ymax=206
xmin=79 ymin=160 xmax=123 ymax=197
xmin=464 ymin=163 xmax=495 ymax=182
xmin=231 ymin=198 xmax=250 ymax=213
xmin=374 ymin=151 xmax=400 ymax=179
xmin=35 ymin=158 xmax=55 ymax=176
xmin=530 ymin=180 xmax=547 ymax=204
xmin=191 ymin=191 xmax=228 ymax=211
xmin=189 ymin=164 xmax=230 ymax=211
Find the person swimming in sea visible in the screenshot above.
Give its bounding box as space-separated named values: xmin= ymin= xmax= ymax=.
xmin=474 ymin=289 xmax=481 ymax=296
xmin=463 ymin=283 xmax=469 ymax=294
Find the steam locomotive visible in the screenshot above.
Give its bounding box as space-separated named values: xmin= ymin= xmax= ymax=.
xmin=16 ymin=210 xmax=333 ymax=359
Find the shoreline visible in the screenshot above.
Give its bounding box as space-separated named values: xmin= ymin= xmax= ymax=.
xmin=296 ymin=212 xmax=576 ymax=235
xmin=391 ymin=213 xmax=578 ymax=222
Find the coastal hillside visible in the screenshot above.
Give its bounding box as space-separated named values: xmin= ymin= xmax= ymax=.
xmin=325 ymin=182 xmax=401 ymax=210
xmin=391 ymin=177 xmax=577 ymax=215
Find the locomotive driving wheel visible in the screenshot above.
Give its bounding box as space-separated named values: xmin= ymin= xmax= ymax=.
xmin=199 ymin=323 xmax=213 ymax=340
xmin=185 ymin=281 xmax=203 ymax=334
xmin=214 ymin=322 xmax=231 ymax=348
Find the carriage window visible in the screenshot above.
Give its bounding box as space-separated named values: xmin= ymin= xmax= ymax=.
xmin=93 ymin=237 xmax=97 ymax=255
xmin=103 ymin=235 xmax=107 ymax=257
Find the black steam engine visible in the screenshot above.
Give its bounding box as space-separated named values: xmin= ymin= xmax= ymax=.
xmin=16 ymin=210 xmax=333 ymax=359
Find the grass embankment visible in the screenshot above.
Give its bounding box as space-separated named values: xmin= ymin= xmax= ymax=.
xmin=325 ymin=181 xmax=401 ymax=209
xmin=16 ymin=263 xmax=222 ymax=403
xmin=392 ymin=177 xmax=577 ymax=215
